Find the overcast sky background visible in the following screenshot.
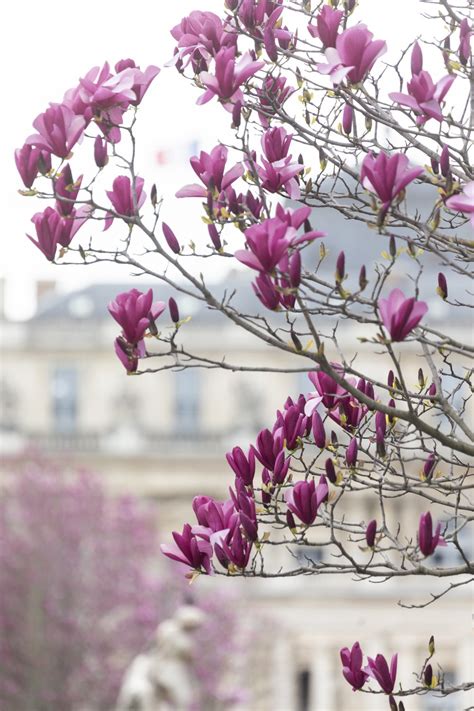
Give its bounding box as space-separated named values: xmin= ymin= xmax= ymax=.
xmin=1 ymin=0 xmax=430 ymax=319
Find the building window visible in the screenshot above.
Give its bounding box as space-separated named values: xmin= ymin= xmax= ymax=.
xmin=51 ymin=367 xmax=78 ymax=433
xmin=293 ymin=545 xmax=325 ymax=567
xmin=175 ymin=368 xmax=201 ymax=435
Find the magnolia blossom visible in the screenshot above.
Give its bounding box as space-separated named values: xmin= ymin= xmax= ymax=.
xmin=360 ymin=152 xmax=424 ymax=209
xmin=256 ymin=75 xmax=294 ymax=126
xmin=160 ymin=523 xmax=213 ymax=574
xmin=308 ymin=5 xmax=343 ymax=48
xmin=54 ymin=164 xmax=82 ymax=217
xmin=316 ymin=24 xmax=387 ymax=85
xmin=389 ymin=43 xmax=455 ymax=125
xmin=170 ymin=10 xmax=236 ymax=71
xmin=378 ymin=288 xmax=428 ymax=341
xmin=176 ymin=144 xmax=243 ymax=199
xmin=108 ymin=288 xmax=165 ymax=346
xmin=285 ymin=476 xmax=328 ymax=526
xmin=365 ymin=653 xmax=398 ymax=694
xmin=15 ymin=144 xmax=52 ymax=188
xmin=340 ymin=642 xmax=369 ymax=691
xmin=27 ymin=206 xmax=88 ymax=261
xmin=197 ymin=47 xmax=264 ymax=107
xmin=445 ymin=181 xmax=474 ymax=226
xmin=105 ymin=176 xmax=146 ymax=228
xmin=26 ymin=104 xmax=86 ymax=158
xmin=418 ymin=512 xmax=446 ymax=557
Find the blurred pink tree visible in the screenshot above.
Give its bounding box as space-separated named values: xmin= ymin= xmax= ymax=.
xmin=0 ymin=458 xmax=247 ymax=711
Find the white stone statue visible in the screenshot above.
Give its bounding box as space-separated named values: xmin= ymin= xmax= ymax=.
xmin=116 ymin=605 xmax=206 ymax=711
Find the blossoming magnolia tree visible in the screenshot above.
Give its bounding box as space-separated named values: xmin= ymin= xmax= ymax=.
xmin=0 ymin=459 xmax=247 ymax=710
xmin=15 ymin=0 xmax=473 ymax=707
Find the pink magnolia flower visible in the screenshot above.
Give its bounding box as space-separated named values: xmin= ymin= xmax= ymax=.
xmin=360 ymin=151 xmax=424 ymax=209
xmin=197 ymin=47 xmax=264 ymax=107
xmin=378 ymin=288 xmax=428 ymax=341
xmin=308 ymin=5 xmax=343 ymax=48
xmin=285 ymin=476 xmax=328 ymax=527
xmin=445 ymin=181 xmax=474 ymax=226
xmin=171 ymin=11 xmax=236 ymax=72
xmin=235 ymin=216 xmax=292 ymax=273
xmin=54 ymin=164 xmax=82 ymax=217
xmin=365 ymin=653 xmax=398 ymax=694
xmin=418 ymin=512 xmax=446 ymax=557
xmin=161 ymin=523 xmax=213 ymax=574
xmin=389 ymin=68 xmax=456 ymax=125
xmin=105 ymin=176 xmax=146 ymax=227
xmin=27 ymin=206 xmax=88 ymax=261
xmin=340 ymin=642 xmax=369 ymax=691
xmin=305 ymin=365 xmax=352 ymax=415
xmin=256 ymin=127 xmax=303 ymax=198
xmin=15 ymin=144 xmax=52 ymax=188
xmin=108 ymin=288 xmax=166 ymax=345
xmin=176 ymin=144 xmax=243 ymax=199
xmin=256 ymin=75 xmax=294 ymax=127
xmin=26 ymin=104 xmax=86 ymax=158
xmin=316 ymin=24 xmax=387 ymax=85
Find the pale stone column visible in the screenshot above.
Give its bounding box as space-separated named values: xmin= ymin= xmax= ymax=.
xmin=310 ymin=644 xmax=335 ymax=711
xmin=270 ymin=635 xmax=295 ymax=711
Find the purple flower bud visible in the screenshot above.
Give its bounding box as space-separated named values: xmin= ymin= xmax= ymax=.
xmin=359 ymin=264 xmax=368 ymax=290
xmin=440 ymin=144 xmax=450 ymax=177
xmin=346 ymin=438 xmax=358 ymax=467
xmin=388 ymin=398 xmax=396 ymax=424
xmin=459 ymin=18 xmax=472 ymax=66
xmin=387 ymin=370 xmax=395 ymax=388
xmin=312 ymin=411 xmax=326 ymax=448
xmin=162 ymin=222 xmax=180 ymax=254
xmin=424 ymin=664 xmax=433 ymax=687
xmin=366 ymin=519 xmax=377 ymax=547
xmin=342 ymin=103 xmax=353 ymax=134
xmin=437 ymin=272 xmax=448 ymax=300
xmin=335 ymin=250 xmax=345 ymax=283
xmin=411 ymin=41 xmax=423 ymax=74
xmin=340 ymin=642 xmax=369 ymax=691
xmin=418 ymin=511 xmax=444 ymax=556
xmin=389 ymin=695 xmax=398 ymax=711
xmin=286 ymin=509 xmax=297 ymax=531
xmin=94 ymin=135 xmax=108 ymax=168
xmin=232 ymin=99 xmax=242 ymax=128
xmin=168 ymin=297 xmax=180 ymax=324
xmin=430 ymin=155 xmax=439 ymax=174
xmin=261 ymin=468 xmax=272 ymax=506
xmin=428 ymin=382 xmax=437 ymax=397
xmin=325 ymin=458 xmax=337 ymax=484
xmin=208 ymin=224 xmax=222 ymax=251
xmin=423 ymin=453 xmax=436 ymax=480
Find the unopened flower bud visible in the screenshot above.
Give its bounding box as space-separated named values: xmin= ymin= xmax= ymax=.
xmin=208 ymin=224 xmax=222 ymax=251
xmin=312 ymin=411 xmax=326 ymax=448
xmin=335 ymin=251 xmax=345 ymax=283
xmin=440 ymin=144 xmax=450 ymax=177
xmin=423 ymin=453 xmax=436 ymax=481
xmin=325 ymin=458 xmax=337 ymax=484
xmin=387 ymin=370 xmax=395 ymax=388
xmin=359 ymin=265 xmax=368 ymax=291
xmin=418 ymin=368 xmax=425 ymax=388
xmin=428 ymin=382 xmax=437 ymax=397
xmin=388 ymin=398 xmax=396 ymax=424
xmin=366 ymin=519 xmax=377 ymax=547
xmin=168 ymin=297 xmax=179 ymax=324
xmin=346 ymin=438 xmax=358 ymax=468
xmin=342 ymin=104 xmax=353 ymax=135
xmin=428 ymin=635 xmax=435 ymax=655
xmin=437 ymin=272 xmax=448 ymax=300
xmin=424 ymin=664 xmax=433 ymax=687
xmin=389 ymin=696 xmax=398 ymax=711
xmin=232 ymin=100 xmax=242 ymax=129
xmin=94 ymin=136 xmax=108 ymax=168
xmin=389 ymin=235 xmax=396 ymax=257
xmin=150 ymin=183 xmax=158 ymax=207
xmin=286 ymin=509 xmax=297 ymax=531
xmin=430 ymin=155 xmax=439 ymax=174
xmin=162 ymin=222 xmax=180 ymax=254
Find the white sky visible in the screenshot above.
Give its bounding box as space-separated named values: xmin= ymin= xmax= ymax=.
xmin=1 ymin=0 xmax=427 ymax=319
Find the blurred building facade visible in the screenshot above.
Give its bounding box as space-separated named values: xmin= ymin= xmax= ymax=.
xmin=0 ymin=273 xmax=471 ymax=711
